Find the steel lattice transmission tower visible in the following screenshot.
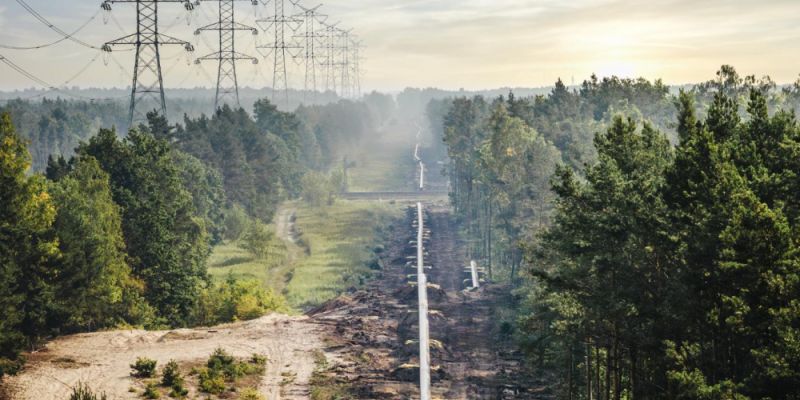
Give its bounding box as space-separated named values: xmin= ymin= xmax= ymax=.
xmin=256 ymin=0 xmax=301 ymax=107
xmin=291 ymin=2 xmax=326 ymax=103
xmin=320 ymin=21 xmax=339 ymax=94
xmin=195 ymin=0 xmax=260 ymax=110
xmin=101 ymin=0 xmax=196 ymax=124
xmin=336 ymin=28 xmax=352 ymax=98
xmin=350 ymin=38 xmax=363 ymax=98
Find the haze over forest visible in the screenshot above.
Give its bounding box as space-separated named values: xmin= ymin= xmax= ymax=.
xmin=2 ymin=0 xmax=800 ymax=91
xmin=2 ymin=1 xmax=800 ymax=400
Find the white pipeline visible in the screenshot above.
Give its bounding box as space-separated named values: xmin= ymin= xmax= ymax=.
xmin=470 ymin=260 xmax=480 ymax=289
xmin=419 ymin=162 xmax=425 ymax=191
xmin=417 ymin=202 xmax=431 ymax=400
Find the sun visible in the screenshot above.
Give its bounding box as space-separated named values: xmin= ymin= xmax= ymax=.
xmin=596 ymin=60 xmax=638 ymax=79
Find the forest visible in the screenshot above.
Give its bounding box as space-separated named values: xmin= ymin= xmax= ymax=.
xmin=0 ymin=93 xmax=393 ymax=377
xmin=3 ymin=64 xmax=800 ymax=399
xmin=430 ymin=66 xmax=800 ymax=399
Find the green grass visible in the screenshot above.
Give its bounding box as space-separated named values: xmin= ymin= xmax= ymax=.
xmin=207 ymin=200 xmax=401 ymax=311
xmin=285 ymin=200 xmax=401 ymax=308
xmin=207 ymin=231 xmax=290 ymax=294
xmin=344 ymin=133 xmax=415 ymax=192
xmin=208 ymin=131 xmax=411 ymax=311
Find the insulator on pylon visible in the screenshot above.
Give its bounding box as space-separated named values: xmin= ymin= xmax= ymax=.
xmin=184 ymin=43 xmax=195 ymax=52
xmin=101 ymin=1 xmax=112 ymax=11
xmin=102 ymin=44 xmax=112 ymax=52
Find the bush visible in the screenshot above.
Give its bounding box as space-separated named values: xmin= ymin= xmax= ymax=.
xmin=161 ymin=360 xmax=189 ymax=398
xmin=168 ymin=384 xmax=188 ymax=399
xmin=0 ymin=357 xmax=23 ymax=378
xmin=207 ymin=348 xmax=236 ymax=371
xmin=130 ymin=357 xmax=157 ymax=378
xmin=239 ymin=221 xmax=275 ymax=259
xmin=68 ymin=383 xmax=108 ymax=400
xmin=197 ymin=367 xmax=226 ymax=394
xmin=143 ymin=382 xmax=161 ymax=399
xmin=199 ymin=348 xmax=267 ymax=389
xmin=193 ymin=278 xmax=289 ymax=326
xmin=250 ymin=353 xmax=267 ymax=366
xmin=301 ymin=171 xmax=334 ymax=207
xmin=239 ymin=388 xmax=266 ymax=400
xmin=224 ymin=205 xmax=249 ymax=241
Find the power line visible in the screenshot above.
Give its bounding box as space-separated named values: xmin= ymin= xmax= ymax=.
xmin=256 ymin=0 xmax=302 ymax=107
xmin=0 ymin=10 xmax=101 ymax=50
xmin=101 ymin=0 xmax=197 ymax=124
xmin=0 ymin=53 xmax=124 ymax=101
xmin=14 ymin=0 xmax=100 ymax=50
xmin=195 ymin=0 xmax=259 ymax=110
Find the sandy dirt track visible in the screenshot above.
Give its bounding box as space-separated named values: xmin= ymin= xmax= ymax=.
xmin=2 ymin=314 xmax=323 ymax=400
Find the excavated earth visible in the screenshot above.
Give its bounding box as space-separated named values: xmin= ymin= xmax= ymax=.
xmin=2 ymin=205 xmax=550 ymax=400
xmin=309 ymin=205 xmax=551 ymax=399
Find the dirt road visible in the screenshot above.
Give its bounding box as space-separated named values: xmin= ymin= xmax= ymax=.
xmin=2 ymin=315 xmax=324 ymax=400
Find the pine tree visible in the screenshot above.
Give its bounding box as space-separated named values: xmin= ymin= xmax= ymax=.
xmin=78 ymin=128 xmax=209 ymax=326
xmin=0 ymin=112 xmax=60 ymax=375
xmin=48 ymin=157 xmax=154 ymax=332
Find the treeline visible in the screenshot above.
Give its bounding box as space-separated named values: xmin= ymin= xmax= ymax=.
xmin=430 ymin=74 xmax=674 ymax=280
xmin=0 ymin=95 xmax=390 ymax=377
xmin=0 ymin=98 xmax=129 ymax=170
xmin=0 ymin=91 xmax=396 ymax=175
xmin=433 ymin=66 xmax=800 ymax=399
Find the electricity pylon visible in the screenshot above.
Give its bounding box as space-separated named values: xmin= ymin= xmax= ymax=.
xmin=195 ymin=0 xmax=259 ymax=110
xmin=291 ymin=2 xmax=326 ymax=103
xmin=351 ymin=38 xmax=363 ymax=98
xmin=101 ymin=0 xmax=196 ymax=124
xmin=320 ymin=21 xmax=339 ymax=94
xmin=256 ymin=0 xmax=301 ymax=107
xmin=336 ymin=28 xmax=352 ymax=98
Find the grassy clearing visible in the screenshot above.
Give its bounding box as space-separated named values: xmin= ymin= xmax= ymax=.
xmin=285 ymin=200 xmax=400 ymax=308
xmin=207 ymin=232 xmax=291 ymax=295
xmin=344 ymin=132 xmax=415 ymax=192
xmin=207 ymin=200 xmax=401 ymax=311
xmin=208 ymin=131 xmax=410 ymax=311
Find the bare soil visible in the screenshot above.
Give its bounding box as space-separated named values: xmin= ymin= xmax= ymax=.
xmin=309 ymin=205 xmax=550 ymax=399
xmin=2 ymin=315 xmax=324 ymax=400
xmin=2 ymin=205 xmax=548 ymax=400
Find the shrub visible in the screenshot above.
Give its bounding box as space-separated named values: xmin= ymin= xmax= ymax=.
xmin=143 ymin=382 xmax=161 ymax=399
xmin=193 ymin=278 xmax=289 ymax=326
xmin=239 ymin=388 xmax=266 ymax=400
xmin=197 ymin=367 xmax=226 ymax=394
xmin=161 ymin=360 xmax=183 ymax=388
xmin=250 ymin=353 xmax=267 ymax=366
xmin=240 ymin=221 xmax=275 ymax=259
xmin=224 ymin=205 xmax=249 ymax=241
xmin=301 ymin=171 xmax=334 ymax=207
xmin=235 ymin=294 xmax=264 ymax=320
xmin=168 ymin=384 xmax=188 ymax=399
xmin=207 ymin=348 xmax=236 ymax=371
xmin=130 ymin=357 xmax=157 ymax=378
xmin=68 ymin=383 xmax=108 ymax=400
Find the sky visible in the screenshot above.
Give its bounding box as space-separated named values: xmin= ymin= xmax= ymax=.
xmin=1 ymin=0 xmax=800 ymax=92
